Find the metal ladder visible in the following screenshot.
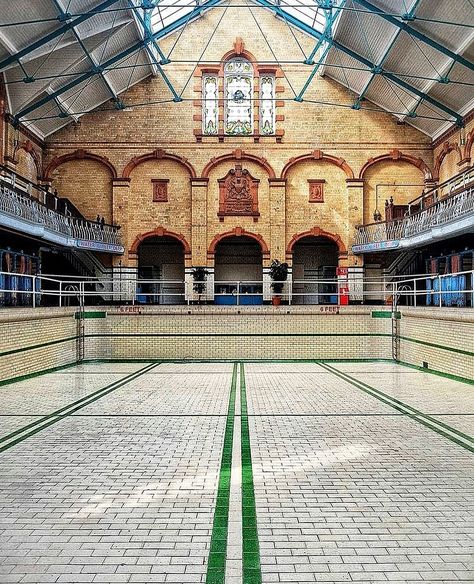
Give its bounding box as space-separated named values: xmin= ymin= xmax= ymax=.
xmin=76 ymin=283 xmax=85 ymax=363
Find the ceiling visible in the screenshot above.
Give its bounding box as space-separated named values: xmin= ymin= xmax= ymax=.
xmin=0 ymin=0 xmax=473 ymax=139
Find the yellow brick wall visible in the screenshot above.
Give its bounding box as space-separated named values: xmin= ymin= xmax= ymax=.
xmin=0 ymin=307 xmax=78 ymax=382
xmin=40 ymin=8 xmax=434 ymax=268
xmin=399 ymin=307 xmax=474 ymax=380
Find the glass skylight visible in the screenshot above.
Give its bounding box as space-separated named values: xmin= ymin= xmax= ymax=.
xmin=150 ymin=0 xmax=329 ymax=36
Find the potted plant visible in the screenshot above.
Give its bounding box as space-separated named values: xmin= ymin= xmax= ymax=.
xmin=269 ymin=259 xmax=288 ymax=306
xmin=191 ymin=267 xmax=209 ymax=304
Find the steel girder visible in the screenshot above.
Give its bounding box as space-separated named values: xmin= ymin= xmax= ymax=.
xmin=254 ymin=0 xmax=463 ymax=124
xmin=355 ymin=0 xmax=474 ymax=73
xmin=0 ymin=0 xmax=122 ymax=72
xmin=354 ymin=0 xmax=423 ymax=109
xmin=15 ymin=0 xmax=221 ymax=120
xmin=13 ymin=0 xmax=464 ymax=125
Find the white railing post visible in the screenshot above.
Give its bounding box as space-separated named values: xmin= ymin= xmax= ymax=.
xmin=438 ymin=275 xmax=442 ymax=307
xmin=59 ymin=280 xmax=62 ymax=307
xmin=413 ymin=278 xmax=416 ymax=307
xmin=32 ymin=275 xmax=36 ymax=308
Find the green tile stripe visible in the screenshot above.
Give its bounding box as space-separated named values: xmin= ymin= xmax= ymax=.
xmin=205 ymin=362 xmax=237 ymax=584
xmin=75 ymin=311 xmax=107 ymax=319
xmin=0 ymin=336 xmax=78 ymax=358
xmin=320 ymin=363 xmax=474 ymax=453
xmin=240 ymin=362 xmax=262 ymax=584
xmin=397 ymin=361 xmax=474 ymax=385
xmin=86 ymin=332 xmax=391 ymax=338
xmin=372 ymin=311 xmax=401 ymax=319
xmin=0 ymin=361 xmax=78 ymax=388
xmin=399 ymin=335 xmax=474 ymax=357
xmin=0 ymin=362 xmax=159 ymax=453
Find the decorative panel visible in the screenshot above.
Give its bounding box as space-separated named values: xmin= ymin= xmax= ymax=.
xmin=202 ymin=75 xmax=219 ymax=135
xmin=308 ymin=179 xmax=325 ymax=203
xmin=152 ymin=179 xmax=169 ymax=202
xmin=224 ymin=59 xmax=253 ymax=135
xmin=259 ymin=75 xmax=275 ymax=135
xmin=218 ymin=164 xmax=260 ymax=221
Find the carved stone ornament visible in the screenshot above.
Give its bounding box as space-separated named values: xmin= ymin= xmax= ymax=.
xmin=152 ymin=179 xmax=169 ymax=202
xmin=218 ymin=164 xmax=260 ymax=221
xmin=308 ymin=179 xmax=326 ymax=203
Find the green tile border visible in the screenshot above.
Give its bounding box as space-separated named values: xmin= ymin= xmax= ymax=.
xmin=371 ymin=310 xmax=401 ymax=319
xmin=320 ymin=362 xmax=474 ymax=452
xmin=397 ymin=360 xmax=474 ymax=385
xmin=0 ymin=361 xmax=78 ymax=388
xmin=0 ymin=362 xmax=159 ymax=453
xmin=399 ymin=335 xmax=474 ymax=357
xmin=205 ymin=363 xmax=237 ymax=584
xmin=240 ymin=362 xmax=262 ymax=584
xmin=75 ymin=311 xmax=107 ymax=319
xmin=0 ymin=336 xmax=78 ymax=358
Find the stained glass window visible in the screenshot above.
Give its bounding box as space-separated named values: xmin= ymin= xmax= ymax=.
xmin=259 ymin=76 xmax=275 ymax=135
xmin=224 ymin=58 xmax=253 ymax=136
xmin=202 ymin=75 xmax=218 ymax=135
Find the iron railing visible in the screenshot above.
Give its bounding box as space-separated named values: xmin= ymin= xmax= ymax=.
xmin=355 ymin=167 xmax=474 ymax=247
xmin=0 ymin=271 xmax=472 ymax=308
xmin=0 ymin=180 xmax=123 ymax=250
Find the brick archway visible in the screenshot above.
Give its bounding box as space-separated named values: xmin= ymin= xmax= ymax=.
xmin=129 ymin=227 xmax=191 ymax=255
xmin=43 ymin=149 xmax=117 ymax=179
xmin=281 ymin=150 xmax=354 ymax=180
xmin=208 ymin=227 xmax=270 ymax=257
xmin=359 ymin=149 xmax=432 ymax=180
xmin=122 ymin=149 xmax=197 ymax=179
xmin=434 ymin=142 xmax=462 ymax=180
xmin=201 ymin=149 xmax=276 ymax=179
xmin=286 ymin=228 xmax=347 ymax=255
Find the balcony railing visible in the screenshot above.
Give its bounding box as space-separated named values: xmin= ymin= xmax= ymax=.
xmin=354 ymin=172 xmax=474 ymax=251
xmin=0 ymin=180 xmax=124 ymax=253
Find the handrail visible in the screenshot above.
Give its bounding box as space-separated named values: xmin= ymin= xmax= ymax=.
xmin=355 ymin=185 xmax=474 ymax=246
xmin=0 ymin=182 xmax=123 ymax=249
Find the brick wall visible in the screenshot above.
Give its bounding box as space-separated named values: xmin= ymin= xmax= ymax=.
xmin=399 ymin=307 xmax=474 ymax=380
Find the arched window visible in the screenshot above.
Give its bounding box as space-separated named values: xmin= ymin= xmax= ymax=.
xmin=201 ymin=53 xmax=276 ymax=137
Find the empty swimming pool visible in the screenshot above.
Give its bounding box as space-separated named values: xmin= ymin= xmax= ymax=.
xmin=0 ymin=361 xmax=473 ymax=584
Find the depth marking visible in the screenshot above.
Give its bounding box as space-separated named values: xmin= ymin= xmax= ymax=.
xmin=0 ymin=362 xmax=159 ymax=453
xmin=320 ymin=363 xmax=474 ymax=452
xmin=205 ymin=363 xmax=237 ymax=584
xmin=240 ymin=362 xmax=262 ymax=584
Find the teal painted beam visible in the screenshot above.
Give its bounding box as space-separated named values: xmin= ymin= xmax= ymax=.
xmin=0 ymin=0 xmax=121 ymax=72
xmin=355 ymin=0 xmax=423 ymax=107
xmin=16 ymin=0 xmax=223 ymax=120
xmin=355 ymin=0 xmax=474 ymax=73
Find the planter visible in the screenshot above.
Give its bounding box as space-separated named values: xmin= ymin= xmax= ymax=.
xmin=272 ymin=296 xmax=281 ymax=306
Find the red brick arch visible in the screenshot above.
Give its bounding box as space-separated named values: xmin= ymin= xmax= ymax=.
xmin=201 ymin=149 xmax=276 ymax=179
xmin=359 ymin=149 xmax=432 ymax=180
xmin=43 ymin=149 xmax=117 ymax=179
xmin=122 ymin=149 xmax=196 ymax=179
xmin=208 ymin=227 xmax=270 ymax=256
xmin=286 ymin=228 xmax=347 ymax=255
xmin=13 ymin=140 xmax=41 ymax=178
xmin=434 ymin=142 xmax=462 ymax=180
xmin=129 ymin=227 xmax=191 ymax=255
xmin=281 ymin=150 xmax=354 ymax=180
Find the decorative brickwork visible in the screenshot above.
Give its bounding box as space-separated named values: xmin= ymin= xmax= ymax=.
xmin=218 ymin=164 xmax=260 ymax=221
xmin=308 ymin=179 xmax=325 ymax=203
xmin=152 ymin=179 xmax=169 ymax=202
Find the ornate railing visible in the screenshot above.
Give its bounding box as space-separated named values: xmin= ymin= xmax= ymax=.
xmin=355 ymin=182 xmax=474 ymax=248
xmin=0 ymin=182 xmax=123 ymax=252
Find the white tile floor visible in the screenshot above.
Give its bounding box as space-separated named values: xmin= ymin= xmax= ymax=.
xmin=0 ymin=361 xmax=472 ymax=584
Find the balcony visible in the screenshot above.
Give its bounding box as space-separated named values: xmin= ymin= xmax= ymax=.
xmin=353 ymin=168 xmax=474 ymax=253
xmin=0 ymin=171 xmax=124 ymax=254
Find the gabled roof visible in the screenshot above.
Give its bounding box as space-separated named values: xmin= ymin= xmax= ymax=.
xmin=0 ymin=0 xmax=472 ymax=139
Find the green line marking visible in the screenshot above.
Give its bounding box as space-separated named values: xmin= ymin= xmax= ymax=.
xmin=0 ymin=362 xmax=159 ymax=453
xmin=372 ymin=310 xmax=400 ymax=319
xmin=397 ymin=361 xmax=474 ymax=385
xmin=399 ymin=335 xmax=474 ymax=357
xmin=75 ymin=311 xmax=107 ymax=319
xmin=240 ymin=362 xmax=262 ymax=584
xmin=206 ymin=363 xmax=237 ymax=584
xmin=0 ymin=336 xmax=78 ymax=358
xmin=86 ymin=332 xmax=391 ymax=338
xmin=320 ymin=363 xmax=474 ymax=453
xmin=0 ymin=361 xmax=78 ymax=388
